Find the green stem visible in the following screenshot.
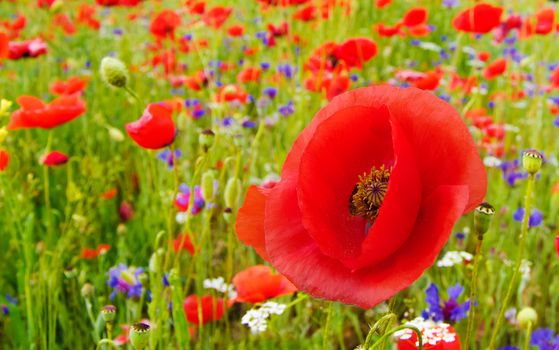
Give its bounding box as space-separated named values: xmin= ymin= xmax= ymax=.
xmin=523 ymin=322 xmax=532 ymax=350
xmin=95 ymin=339 xmax=117 ymax=350
xmin=322 ymin=302 xmax=334 ymax=349
xmin=464 ymin=236 xmax=484 ymax=350
xmin=488 ymin=173 xmax=535 ymax=349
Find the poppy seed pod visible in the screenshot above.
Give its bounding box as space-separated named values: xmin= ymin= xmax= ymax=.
xmin=522 ymin=150 xmax=543 ymax=175
xmin=101 ymin=305 xmax=116 ymax=323
xmin=474 ymin=202 xmax=495 ymax=239
xmin=100 ymin=57 xmax=129 ymax=88
xmin=129 ymin=322 xmax=151 ymax=349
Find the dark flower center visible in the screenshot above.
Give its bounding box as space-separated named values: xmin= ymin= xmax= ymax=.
xmin=349 ymin=165 xmax=391 ymax=222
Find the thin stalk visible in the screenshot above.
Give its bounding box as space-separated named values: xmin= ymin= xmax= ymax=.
xmin=465 ymin=236 xmax=484 ymax=350
xmin=488 ymin=173 xmax=535 ymax=349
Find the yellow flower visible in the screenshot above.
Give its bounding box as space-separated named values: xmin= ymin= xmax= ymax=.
xmin=0 ymin=99 xmax=13 ymax=118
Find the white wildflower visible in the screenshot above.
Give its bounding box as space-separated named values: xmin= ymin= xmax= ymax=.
xmin=241 ymin=301 xmax=287 ymax=334
xmin=437 ymin=251 xmax=473 ymax=268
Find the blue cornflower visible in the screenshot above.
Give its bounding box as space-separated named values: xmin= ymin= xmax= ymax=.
xmin=263 ymin=87 xmax=277 ymax=99
xmin=157 ymin=148 xmax=182 ymax=169
xmin=422 ymin=283 xmax=471 ymax=323
xmin=175 ymin=185 xmax=205 ymax=215
xmin=442 ymin=0 xmax=459 ymax=8
xmin=499 ymin=347 xmax=519 ymax=350
xmin=278 ymin=101 xmax=295 ymax=116
xmin=531 ymin=328 xmax=559 ymax=350
xmin=499 ymin=159 xmax=528 ymax=187
xmin=242 ymin=120 xmax=257 ymax=128
xmin=512 ymin=208 xmax=543 ymax=228
xmin=277 ymin=64 xmax=295 ymax=79
xmin=107 ymin=264 xmax=145 ymax=300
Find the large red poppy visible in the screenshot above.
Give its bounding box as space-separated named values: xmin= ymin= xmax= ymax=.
xmin=149 ymin=10 xmax=181 ymax=39
xmin=8 ymin=94 xmax=86 ymax=130
xmin=125 ymin=103 xmax=176 ymax=149
xmin=452 ymin=3 xmax=503 ymax=34
xmin=232 ymin=265 xmax=296 ymax=303
xmin=236 ymin=85 xmax=486 ymax=308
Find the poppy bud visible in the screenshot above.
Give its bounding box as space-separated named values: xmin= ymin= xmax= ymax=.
xmin=107 ymin=126 xmax=125 ymax=142
xmin=101 ymin=305 xmax=116 ymax=323
xmin=522 ymin=149 xmax=543 ymax=175
xmin=129 ymin=322 xmax=151 ymax=349
xmin=224 ymin=177 xmax=241 ymax=209
xmin=201 ymin=171 xmax=216 ymax=200
xmin=100 ymin=57 xmax=129 ymax=89
xmin=41 ymin=151 xmax=69 ymax=166
xmin=517 ymin=307 xmax=537 ymax=329
xmin=81 ymin=283 xmax=95 ymax=299
xmin=474 ymin=202 xmax=495 ymax=239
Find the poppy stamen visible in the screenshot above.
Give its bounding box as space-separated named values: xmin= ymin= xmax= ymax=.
xmin=349 ymin=165 xmax=391 ymax=222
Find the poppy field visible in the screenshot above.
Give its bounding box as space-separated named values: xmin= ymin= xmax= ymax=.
xmin=1 ymin=0 xmax=559 ymax=349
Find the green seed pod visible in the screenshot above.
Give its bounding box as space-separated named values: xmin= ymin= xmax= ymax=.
xmin=474 ymin=202 xmax=495 ymax=239
xmin=100 ymin=57 xmax=129 ymax=88
xmin=522 ymin=149 xmax=543 ymax=175
xmin=224 ymin=177 xmax=242 ymax=209
xmin=517 ymin=307 xmax=537 ymax=329
xmin=129 ymin=322 xmax=151 ymax=349
xmin=201 ymin=170 xmax=216 ymax=200
xmin=101 ymin=305 xmax=116 ymax=323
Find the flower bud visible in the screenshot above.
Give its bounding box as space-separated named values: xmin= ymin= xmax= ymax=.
xmin=522 ymin=149 xmax=543 ymax=175
xmin=201 ymin=171 xmax=216 ymax=200
xmin=224 ymin=177 xmax=241 ymax=209
xmin=81 ymin=283 xmax=95 ymax=299
xmin=517 ymin=307 xmax=537 ymax=329
xmin=107 ymin=126 xmax=125 ymax=142
xmin=101 ymin=305 xmax=116 ymax=323
xmin=100 ymin=57 xmax=129 ymax=88
xmin=474 ymin=202 xmax=495 ymax=239
xmin=129 ymin=322 xmax=151 ymax=349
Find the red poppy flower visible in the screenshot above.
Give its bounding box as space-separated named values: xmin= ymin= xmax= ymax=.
xmin=37 ymin=0 xmax=56 ymax=8
xmin=0 ymin=149 xmax=9 ymax=171
xmin=555 ymin=235 xmax=559 ymax=259
xmin=9 ymin=94 xmax=85 ymax=130
xmin=216 ymin=84 xmax=249 ymax=104
xmin=534 ymin=8 xmax=555 ymax=35
xmin=173 ymin=233 xmax=195 ymax=255
xmin=375 ymin=0 xmax=391 ymax=8
xmin=81 ymin=244 xmax=111 ymax=259
xmin=402 ymin=7 xmax=427 ymax=28
xmin=125 ymin=103 xmax=176 ymax=149
xmin=376 ymin=23 xmax=402 ymax=37
xmin=8 ymin=38 xmax=47 ymax=60
xmin=41 ymin=151 xmax=69 ymax=166
xmin=49 ymin=76 xmax=88 ymax=95
xmin=411 ymin=71 xmax=441 ymax=90
xmin=227 ymin=25 xmax=244 ymax=37
xmin=294 ymin=5 xmax=317 ymax=22
xmin=150 ymin=10 xmax=181 ymax=39
xmin=552 ymin=65 xmax=559 ymax=88
xmin=452 ymin=3 xmax=503 ymax=34
xmin=202 ymin=6 xmax=232 ymax=29
xmin=396 ymin=319 xmax=460 ymax=350
xmin=332 ymin=38 xmax=377 ymax=69
xmin=237 ymin=67 xmax=261 ymax=83
xmin=101 ymin=187 xmax=118 ymax=200
xmin=0 ymin=32 xmax=8 ymax=59
xmin=483 ymin=58 xmax=507 ymax=80
xmin=54 ymin=14 xmax=76 ymax=35
xmin=232 ymin=265 xmax=297 ymax=303
xmin=183 ymin=295 xmax=225 ymax=325
xmin=236 ymin=85 xmax=486 ymax=308
xmin=119 ymin=201 xmax=134 ymax=222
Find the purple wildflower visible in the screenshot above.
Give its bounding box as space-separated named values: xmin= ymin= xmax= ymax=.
xmin=422 ymin=283 xmax=471 ymax=323
xmin=107 ymin=264 xmax=144 ymax=300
